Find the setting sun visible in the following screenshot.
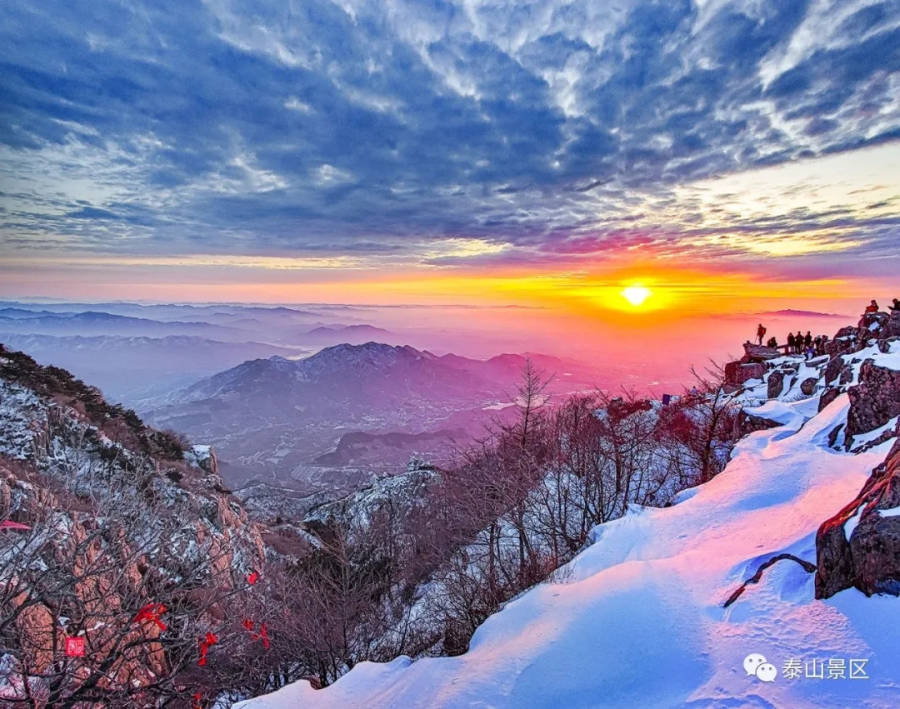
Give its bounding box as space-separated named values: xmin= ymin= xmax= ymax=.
xmin=621 ymin=285 xmax=652 ymax=307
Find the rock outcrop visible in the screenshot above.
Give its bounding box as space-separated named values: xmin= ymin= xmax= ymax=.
xmin=816 ymin=431 xmax=900 ymax=598
xmin=800 ymin=377 xmax=818 ymax=397
xmin=846 ymin=361 xmax=900 ymax=447
xmin=734 ymin=409 xmax=782 ymax=438
xmin=724 ymin=361 xmax=767 ymax=392
xmin=767 ymin=370 xmax=785 ymax=400
xmin=0 ymin=345 xmax=270 ymax=702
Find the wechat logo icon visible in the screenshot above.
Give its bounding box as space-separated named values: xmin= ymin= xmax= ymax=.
xmin=744 ymin=653 xmax=777 ymax=683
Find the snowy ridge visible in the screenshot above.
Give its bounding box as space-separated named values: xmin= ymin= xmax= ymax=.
xmin=237 ymin=390 xmax=900 ymax=707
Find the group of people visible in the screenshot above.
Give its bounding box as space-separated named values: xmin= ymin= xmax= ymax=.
xmin=783 ymin=331 xmax=828 ymax=358
xmin=755 ymin=323 xmax=829 ymax=359
xmin=866 ymin=299 xmax=900 ymax=316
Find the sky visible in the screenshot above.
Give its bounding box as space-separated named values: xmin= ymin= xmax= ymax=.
xmin=1 ymin=0 xmax=899 ymax=318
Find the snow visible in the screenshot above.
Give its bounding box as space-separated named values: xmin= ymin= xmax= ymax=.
xmin=844 ymin=504 xmax=866 ymax=540
xmin=236 ymin=392 xmax=900 ymax=709
xmin=873 ymin=352 xmax=900 ymax=371
xmin=878 ymin=507 xmax=900 ymax=518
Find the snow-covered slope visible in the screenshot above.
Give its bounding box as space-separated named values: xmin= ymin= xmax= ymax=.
xmin=237 ymin=393 xmax=899 ymax=708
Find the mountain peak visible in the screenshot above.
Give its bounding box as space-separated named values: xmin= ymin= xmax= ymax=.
xmin=299 ymin=342 xmax=434 ymax=373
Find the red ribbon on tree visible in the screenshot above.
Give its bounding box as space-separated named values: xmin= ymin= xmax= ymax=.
xmin=192 ymin=693 xmax=203 ymax=709
xmin=0 ymin=520 xmax=30 ymax=531
xmin=241 ymin=619 xmax=270 ymax=650
xmin=134 ymin=603 xmax=167 ymax=631
xmin=247 ymin=570 xmax=260 ymax=586
xmin=198 ymin=632 xmax=218 ymax=666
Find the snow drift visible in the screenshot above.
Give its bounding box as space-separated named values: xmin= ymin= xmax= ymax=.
xmin=237 ymin=392 xmax=900 ymax=708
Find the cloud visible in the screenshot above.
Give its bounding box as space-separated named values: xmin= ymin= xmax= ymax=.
xmin=0 ymin=0 xmax=898 ymax=276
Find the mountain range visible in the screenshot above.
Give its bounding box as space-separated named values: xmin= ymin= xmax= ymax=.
xmin=140 ymin=342 xmax=589 ymax=492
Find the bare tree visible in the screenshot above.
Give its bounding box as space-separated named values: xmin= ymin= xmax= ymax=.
xmin=0 ymin=450 xmax=264 ymax=708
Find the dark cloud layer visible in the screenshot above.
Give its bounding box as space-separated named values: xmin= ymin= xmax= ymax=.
xmin=0 ymin=0 xmax=898 ymax=265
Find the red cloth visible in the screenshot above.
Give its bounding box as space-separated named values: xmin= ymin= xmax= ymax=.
xmin=134 ymin=603 xmax=167 ymax=631
xmin=247 ymin=570 xmax=260 ymax=585
xmin=0 ymin=520 xmax=30 ymax=531
xmin=198 ymin=632 xmax=218 ymax=666
xmin=241 ymin=619 xmax=270 ymax=650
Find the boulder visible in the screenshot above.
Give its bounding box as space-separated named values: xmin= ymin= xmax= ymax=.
xmin=824 ymin=356 xmax=844 ymax=385
xmin=800 ymin=377 xmax=818 ymax=397
xmin=827 ymin=423 xmax=845 ymax=449
xmin=734 ymin=410 xmax=782 ymax=438
xmin=741 ymin=343 xmax=781 ymax=362
xmin=884 ymin=313 xmax=900 ymax=339
xmin=818 ymin=387 xmax=842 ymax=413
xmin=826 ymin=328 xmax=865 ymax=358
xmin=724 ymin=361 xmax=767 ymax=389
xmin=839 ymin=364 xmax=854 ymax=386
xmin=816 ymin=435 xmax=900 ymax=598
xmin=858 ymin=311 xmax=890 ymax=332
xmin=846 ymin=361 xmax=900 ymax=444
xmin=767 ymin=370 xmax=785 ymax=400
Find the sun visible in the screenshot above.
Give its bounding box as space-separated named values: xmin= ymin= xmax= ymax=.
xmin=621 ymin=285 xmax=652 ymax=307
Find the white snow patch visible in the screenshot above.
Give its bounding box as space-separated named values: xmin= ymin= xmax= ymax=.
xmin=844 ymin=504 xmax=866 ymax=540
xmin=873 ymin=352 xmax=900 ymax=371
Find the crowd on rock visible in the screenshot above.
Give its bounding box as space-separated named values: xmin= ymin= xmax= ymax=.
xmin=756 ymin=323 xmax=829 ymax=359
xmin=753 ymin=299 xmax=898 ymax=361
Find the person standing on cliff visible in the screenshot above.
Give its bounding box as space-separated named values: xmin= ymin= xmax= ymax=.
xmin=787 ymin=332 xmax=796 ymax=354
xmin=756 ymin=324 xmax=767 ymax=345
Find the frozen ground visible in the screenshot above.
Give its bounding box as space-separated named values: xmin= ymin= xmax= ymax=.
xmin=237 ymin=393 xmax=899 ymax=709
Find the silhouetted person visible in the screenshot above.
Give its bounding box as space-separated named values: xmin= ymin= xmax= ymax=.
xmin=795 ymin=332 xmax=803 ymax=354
xmin=787 ymin=332 xmax=796 ymax=354
xmin=756 ymin=324 xmax=767 ymax=346
xmin=804 ymin=331 xmax=812 ymax=349
xmin=865 ymin=300 xmax=879 ymax=314
xmin=766 ymin=336 xmax=778 ymax=349
xmin=891 ymin=298 xmax=900 ymax=313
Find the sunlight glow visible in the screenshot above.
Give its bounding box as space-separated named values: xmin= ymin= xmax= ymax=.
xmin=621 ymin=285 xmax=652 ymax=307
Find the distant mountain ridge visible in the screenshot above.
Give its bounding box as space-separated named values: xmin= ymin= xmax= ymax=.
xmin=307 ymin=324 xmax=391 ymax=336
xmin=0 ymin=310 xmax=242 ymax=338
xmin=757 ymin=309 xmax=848 ymax=318
xmin=160 ymin=342 xmax=570 ymax=408
xmin=156 ymin=342 xmax=495 ymax=409
xmin=139 ymin=342 xmax=576 ymax=490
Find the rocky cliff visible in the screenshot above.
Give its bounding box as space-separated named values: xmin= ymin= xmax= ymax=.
xmin=0 ymin=343 xmax=269 ymax=705
xmin=721 ymin=313 xmax=900 ymax=599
